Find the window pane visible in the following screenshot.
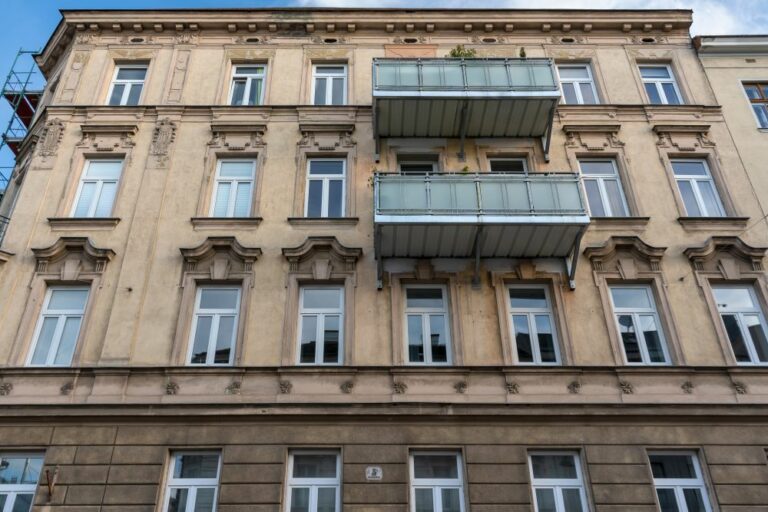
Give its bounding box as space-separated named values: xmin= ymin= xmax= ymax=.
xmin=639 ymin=315 xmax=666 ymax=363
xmin=108 ymin=83 xmax=125 ymax=105
xmin=200 ymin=289 xmax=239 ymax=310
xmin=696 ymin=181 xmax=724 ymax=217
xmin=441 ymin=488 xmax=461 ymax=512
xmin=579 ymin=82 xmax=597 ymax=104
xmin=174 ymin=454 xmax=219 ymax=479
xmin=490 ymin=160 xmax=525 ymax=173
xmin=303 ymin=288 xmax=342 ymax=309
xmin=31 ymin=317 xmax=58 ymax=364
xmin=535 ymin=315 xmax=557 ymax=363
xmin=408 ymin=315 xmax=425 ymax=363
xmin=713 ymin=287 xmax=755 ymax=310
xmin=604 ymin=179 xmax=628 ymax=216
xmin=683 ymin=488 xmax=707 ymax=512
xmin=640 ymin=66 xmax=670 ymax=79
xmin=752 ymin=105 xmax=768 ymax=128
xmin=87 ymin=160 xmax=122 ymax=179
xmin=328 ymin=179 xmax=343 ymax=217
xmin=74 ymin=182 xmax=97 ymax=217
xmin=248 ymin=79 xmax=263 ymax=105
xmin=0 ymin=495 xmax=5 ymax=509
xmin=0 ymin=457 xmax=41 ymax=484
xmin=213 ymin=182 xmax=231 ymax=217
xmin=650 ymin=454 xmax=696 ymax=479
xmin=535 ymin=488 xmax=557 ymax=512
xmin=559 ymin=66 xmax=590 ymax=79
xmin=415 ymin=488 xmax=434 ymax=512
xmin=126 ymin=84 xmax=142 ymax=105
xmin=662 ymin=82 xmax=681 ymax=104
xmin=214 ymin=315 xmax=235 ymax=364
xmin=744 ymin=314 xmax=768 ymax=362
xmin=657 ymin=489 xmax=681 ymax=512
xmin=10 ymin=494 xmax=33 ymax=512
xmin=414 ymin=454 xmax=458 ymax=479
xmin=194 ymin=488 xmax=216 ymax=512
xmin=300 ymin=315 xmax=318 ymax=364
xmin=400 ymin=163 xmax=435 ymax=175
xmin=231 ymin=79 xmax=246 ymax=105
xmin=677 ymin=180 xmax=702 ymax=216
xmin=94 ymin=181 xmax=117 ymax=217
xmin=672 ymin=161 xmax=707 ymax=176
xmin=233 ymin=182 xmax=252 ymax=217
xmin=116 ymin=67 xmax=147 ymax=80
xmin=406 ymin=288 xmax=444 ymax=309
xmin=584 ymin=180 xmax=606 ymax=217
xmin=323 ymin=315 xmax=340 ymax=364
xmin=290 ymin=487 xmax=310 ymax=512
xmin=220 ymin=161 xmax=254 ymax=178
xmin=293 ymin=454 xmax=337 ymax=478
xmin=644 ymin=82 xmax=662 ymax=104
xmin=49 ymin=289 xmax=89 ymax=311
xmin=429 ymin=314 xmax=448 ymax=363
xmin=562 ymin=82 xmax=578 ymax=104
xmin=318 ymin=66 xmax=345 ymax=75
xmin=53 ymin=316 xmax=82 ymax=365
xmin=191 ymin=316 xmax=213 ymax=364
xmin=168 ymin=488 xmax=189 ymax=512
xmin=610 ymin=288 xmax=651 ymax=309
xmin=744 ymin=85 xmax=760 ymax=99
xmin=235 ymin=66 xmax=264 ymax=75
xmin=314 ymin=77 xmax=327 ymax=105
xmin=531 ymin=454 xmax=577 ymax=479
xmin=618 ymin=314 xmax=643 ymax=363
xmin=513 ymin=315 xmax=533 ymax=363
xmin=562 ymin=488 xmax=584 ymax=512
xmin=580 ymin=161 xmax=616 ymax=175
xmin=309 ymin=160 xmax=345 ymax=175
xmin=318 ymin=487 xmax=337 ymax=512
xmin=722 ymin=314 xmax=752 ymax=363
xmin=509 ymin=288 xmax=547 ymax=309
xmin=331 ymin=77 xmax=344 ymax=105
xmin=306 ymin=180 xmax=323 ymax=217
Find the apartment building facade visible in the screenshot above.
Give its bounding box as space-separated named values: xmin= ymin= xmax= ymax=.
xmin=0 ymin=8 xmax=766 ymax=511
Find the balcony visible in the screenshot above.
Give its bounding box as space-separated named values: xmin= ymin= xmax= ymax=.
xmin=372 ymin=58 xmax=561 ymax=157
xmin=373 ymin=173 xmax=590 ymax=288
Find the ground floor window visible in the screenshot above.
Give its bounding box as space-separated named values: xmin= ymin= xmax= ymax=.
xmin=409 ymin=451 xmax=465 ymax=512
xmin=528 ymin=452 xmax=589 ymax=512
xmin=286 ymin=450 xmax=341 ymax=512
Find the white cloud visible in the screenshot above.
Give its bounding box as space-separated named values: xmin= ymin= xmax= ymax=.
xmin=287 ymin=0 xmax=768 ymax=35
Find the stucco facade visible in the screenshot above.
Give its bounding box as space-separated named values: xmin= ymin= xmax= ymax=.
xmin=0 ymin=8 xmax=766 ymax=512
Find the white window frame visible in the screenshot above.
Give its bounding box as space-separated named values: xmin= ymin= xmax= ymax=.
xmin=578 ymin=158 xmax=629 ymax=217
xmin=285 ymin=450 xmax=341 ymax=512
xmin=297 ymin=285 xmax=345 ymax=366
xmin=398 ymin=159 xmax=439 ymax=174
xmin=106 ymin=64 xmax=147 ymax=106
xmin=409 ymin=451 xmax=466 ymax=512
xmin=186 ymin=286 xmax=241 ymax=366
xmin=639 ymin=64 xmax=683 ymax=105
xmin=713 ymin=284 xmax=768 ymax=366
xmin=304 ymin=159 xmax=346 ymax=218
xmin=228 ymin=65 xmax=267 ymax=106
xmin=557 ymin=64 xmax=599 ymax=105
xmin=649 ymin=452 xmax=713 ymax=512
xmin=311 ymin=64 xmax=348 ymax=106
xmin=609 ymin=284 xmax=671 ymax=366
xmin=741 ymin=81 xmax=768 ymax=129
xmin=528 ymin=451 xmax=589 ymax=512
xmin=0 ymin=453 xmax=44 ymax=512
xmin=26 ymin=286 xmax=89 ymax=367
xmin=404 ymin=284 xmax=452 ymax=366
xmin=209 ymin=159 xmax=256 ymax=217
xmin=488 ymin=157 xmax=528 ymax=174
xmin=506 ymin=284 xmax=560 ymax=365
xmin=70 ymin=159 xmax=123 ymax=218
xmin=162 ymin=451 xmax=222 ymax=512
xmin=671 ymin=159 xmax=726 ymax=217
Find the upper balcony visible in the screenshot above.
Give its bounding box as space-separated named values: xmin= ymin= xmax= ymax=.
xmin=372 ymin=58 xmax=561 ymax=157
xmin=373 ymin=172 xmax=590 ymax=288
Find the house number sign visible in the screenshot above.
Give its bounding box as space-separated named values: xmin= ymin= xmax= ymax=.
xmin=365 ymin=466 xmax=383 ymax=481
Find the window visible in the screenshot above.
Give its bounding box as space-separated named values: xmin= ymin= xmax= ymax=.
xmin=489 ymin=158 xmax=527 ymax=173
xmin=210 ymin=160 xmax=256 ymax=217
xmin=405 ymin=286 xmax=451 ymax=365
xmin=28 ymin=287 xmax=89 ymax=367
xmin=528 ymin=452 xmax=588 ymax=512
xmin=578 ymin=159 xmax=629 ymax=217
xmin=163 ymin=452 xmax=221 ymax=512
xmin=188 ymin=286 xmax=241 ymax=366
xmin=286 ymin=451 xmax=341 ymax=512
xmin=71 ymin=160 xmax=123 ymax=218
xmin=671 ymin=160 xmax=725 ymax=217
xmin=557 ymin=64 xmax=599 ymax=105
xmin=507 ymin=286 xmax=560 ymax=365
xmin=312 ymin=65 xmax=347 ymax=106
xmin=639 ymin=65 xmax=682 ymax=105
xmin=305 ymin=159 xmax=345 ymax=218
xmin=298 ymin=286 xmax=344 ymax=365
xmin=398 ymin=154 xmax=439 ymax=175
xmin=609 ymin=285 xmax=670 ymax=365
xmin=229 ymin=65 xmax=266 ymax=106
xmin=713 ymin=285 xmax=768 ymax=365
xmin=743 ymin=82 xmax=768 ymax=128
xmin=0 ymin=454 xmax=44 ymax=512
xmin=649 ymin=453 xmax=712 ymax=512
xmin=107 ymin=64 xmax=147 ymax=106
xmin=409 ymin=452 xmax=465 ymax=512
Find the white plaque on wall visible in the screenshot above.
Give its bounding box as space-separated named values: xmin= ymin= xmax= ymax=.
xmin=365 ymin=466 xmax=383 ymax=481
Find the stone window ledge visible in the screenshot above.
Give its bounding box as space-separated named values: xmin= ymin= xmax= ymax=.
xmin=287 ymin=217 xmax=359 ymax=227
xmin=48 ymin=217 xmax=120 ymax=231
xmin=190 ymin=217 xmax=263 ymax=230
xmin=677 ymin=216 xmax=749 ymax=231
xmin=589 ymin=217 xmax=650 ymax=231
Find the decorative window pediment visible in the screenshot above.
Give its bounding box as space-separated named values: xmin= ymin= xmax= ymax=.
xmin=563 ymin=124 xmax=624 ymax=151
xmin=207 ymin=122 xmax=267 ymax=152
xmin=297 ymin=123 xmax=356 ymax=151
xmin=282 ymin=236 xmax=362 ymax=280
xmin=584 ymin=236 xmax=666 ymax=278
xmin=684 ymin=236 xmax=766 ymax=278
xmin=77 ymin=123 xmax=138 ymax=152
xmin=32 ymin=237 xmax=115 ymax=279
xmin=653 ymin=124 xmax=714 ymax=152
xmin=180 ymin=236 xmax=262 ymax=282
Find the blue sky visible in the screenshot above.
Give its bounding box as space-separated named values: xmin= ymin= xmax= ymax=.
xmin=0 ymin=0 xmax=766 ymax=167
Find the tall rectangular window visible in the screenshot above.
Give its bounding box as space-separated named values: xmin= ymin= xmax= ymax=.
xmin=107 ymin=64 xmax=147 ymax=106
xmin=71 ymin=160 xmax=123 ymax=218
xmin=671 ymin=160 xmax=725 ymax=217
xmin=286 ymin=451 xmax=341 ymax=512
xmin=0 ymin=453 xmax=44 ymax=512
xmin=743 ymin=82 xmax=768 ymax=128
xmin=229 ymin=65 xmax=266 ymax=106
xmin=489 ymin=158 xmax=527 ymax=174
xmin=409 ymin=452 xmax=465 ymax=512
xmin=28 ymin=287 xmax=89 ymax=367
xmin=507 ymin=286 xmax=560 ymax=365
xmin=312 ymin=65 xmax=347 ymax=105
xmin=609 ymin=285 xmax=670 ymax=365
xmin=188 ymin=286 xmax=241 ymax=366
xmin=640 ymin=65 xmax=682 ymax=105
xmin=649 ymin=453 xmax=712 ymax=512
xmin=557 ymin=64 xmax=599 ymax=105
xmin=298 ymin=286 xmax=344 ymax=365
xmin=163 ymin=452 xmax=221 ymax=512
xmin=210 ymin=160 xmax=256 ymax=217
xmin=405 ymin=286 xmax=451 ymax=365
xmin=579 ymin=159 xmax=629 ymax=217
xmin=528 ymin=452 xmax=588 ymax=512
xmin=305 ymin=159 xmax=345 ymax=218
xmin=713 ymin=285 xmax=768 ymax=365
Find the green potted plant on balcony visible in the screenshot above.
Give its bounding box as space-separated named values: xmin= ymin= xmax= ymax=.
xmin=446 ymin=45 xmax=477 ymax=58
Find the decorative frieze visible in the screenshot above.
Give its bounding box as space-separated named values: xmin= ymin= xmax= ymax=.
xmin=78 ymin=123 xmax=138 ymax=152
xmin=563 ymin=124 xmax=624 ymax=151
xmin=653 ymin=124 xmax=714 ymax=152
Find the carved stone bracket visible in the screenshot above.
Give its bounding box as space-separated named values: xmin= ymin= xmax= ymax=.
xmin=505 ymin=381 xmax=520 ymax=394
xmin=393 ymin=381 xmax=408 ymax=394
xmin=78 ymin=123 xmax=138 ymax=152
xmin=32 ymin=237 xmax=115 ymax=279
xmin=165 ymin=381 xmax=179 ymax=395
xmin=454 ymin=381 xmax=468 ymax=394
xmin=340 ymin=381 xmax=354 ymax=394
xmin=279 ymin=380 xmax=293 ymax=394
xmin=567 ymin=381 xmax=581 ymax=394
xmin=618 ymin=380 xmax=634 ymax=394
xmin=563 ymin=124 xmax=624 ymax=151
xmin=180 ymin=237 xmax=262 ymax=283
xmin=225 ymin=380 xmax=242 ymax=395
xmin=684 ymin=236 xmax=766 ymax=277
xmin=584 ymin=236 xmax=666 ymax=277
xmin=282 ymin=237 xmax=362 ymax=280
xmin=653 ymin=124 xmax=714 ymax=152
xmin=0 ymin=382 xmax=12 ymax=396
xmin=681 ymin=381 xmax=694 ymax=394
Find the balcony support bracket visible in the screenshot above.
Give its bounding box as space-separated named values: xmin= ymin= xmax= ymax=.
xmin=471 ymin=226 xmax=484 ymax=288
xmin=457 ymin=100 xmax=469 ymax=162
xmin=565 ymin=229 xmax=585 ymax=290
xmin=541 ymin=104 xmax=556 ymax=163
